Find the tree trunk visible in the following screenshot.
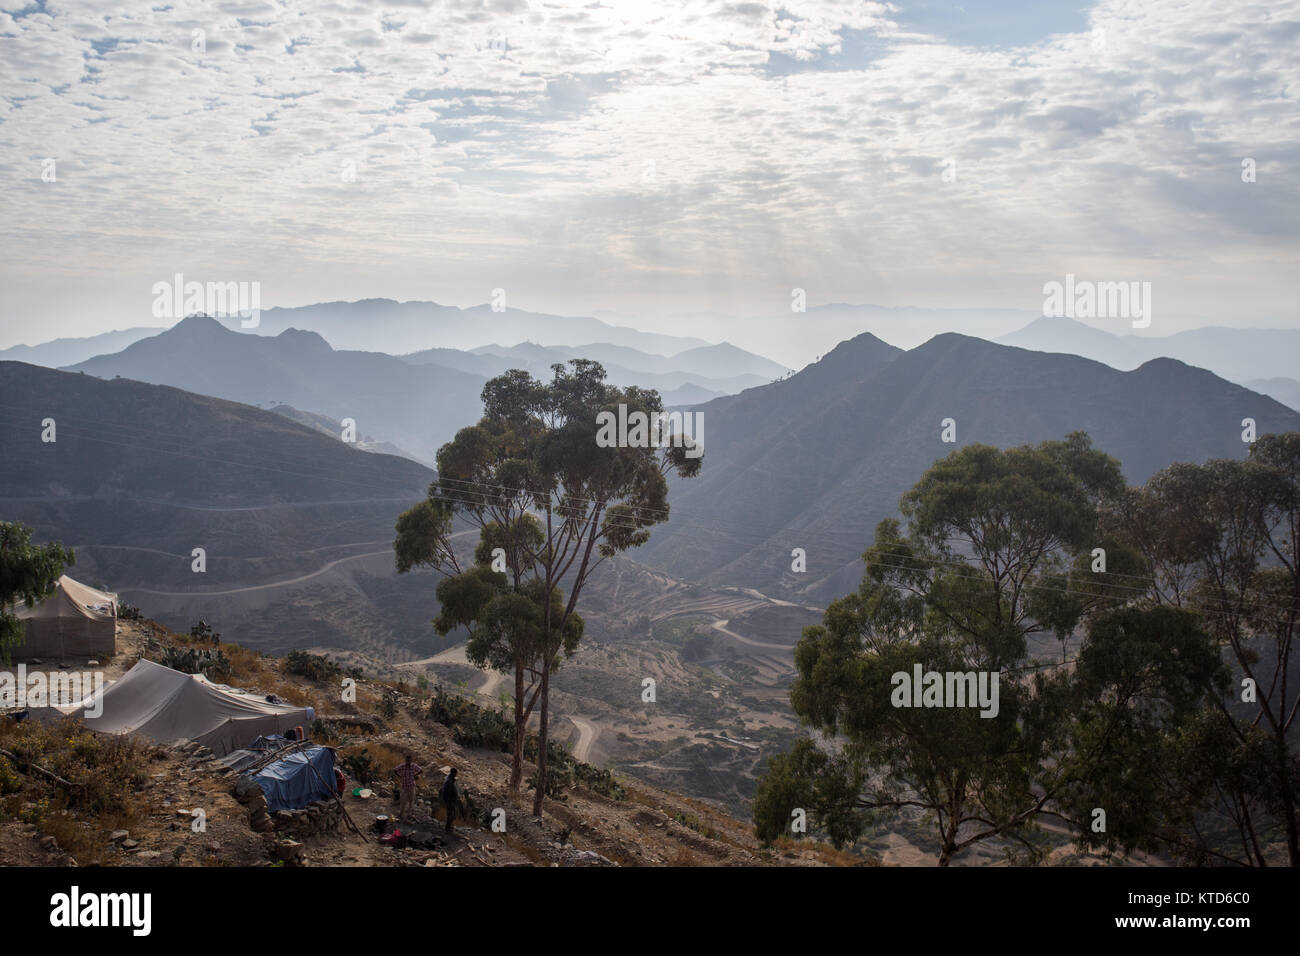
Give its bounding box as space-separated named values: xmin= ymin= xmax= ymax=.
xmin=1275 ymin=740 xmax=1299 ymax=866
xmin=510 ymin=665 xmax=525 ymax=792
xmin=532 ymin=657 xmax=550 ymax=816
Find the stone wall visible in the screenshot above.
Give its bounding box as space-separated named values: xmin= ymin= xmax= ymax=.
xmin=232 ymin=774 xmax=342 ymax=838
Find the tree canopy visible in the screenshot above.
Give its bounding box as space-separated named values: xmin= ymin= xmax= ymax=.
xmin=755 ymin=431 xmax=1300 ymax=866
xmin=0 ymin=521 xmax=75 ymax=664
xmin=395 ymin=359 xmax=701 ymax=810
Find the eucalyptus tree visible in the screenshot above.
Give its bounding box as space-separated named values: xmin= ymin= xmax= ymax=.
xmin=396 ymin=360 xmax=701 ymax=813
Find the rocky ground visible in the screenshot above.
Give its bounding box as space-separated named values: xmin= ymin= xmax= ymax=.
xmin=0 ymin=619 xmax=857 ymax=868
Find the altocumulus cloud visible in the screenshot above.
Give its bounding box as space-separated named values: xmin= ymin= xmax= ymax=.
xmin=0 ymin=0 xmax=1296 ymax=336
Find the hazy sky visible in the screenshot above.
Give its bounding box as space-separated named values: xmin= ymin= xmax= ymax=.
xmin=1 ymin=0 xmax=1297 ymax=350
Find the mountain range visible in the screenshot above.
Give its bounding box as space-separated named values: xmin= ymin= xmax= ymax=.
xmin=61 ymin=316 xmax=788 ymax=461
xmin=10 ymin=313 xmax=1300 ymax=634
xmin=999 ymin=315 xmax=1300 ymax=388
xmin=214 ymin=298 xmax=713 ymax=356
xmin=66 ymin=315 xmax=486 ymax=464
xmin=635 ymin=332 xmax=1300 ymax=602
xmin=402 ymin=340 xmax=781 ymax=405
xmin=0 ymin=360 xmax=439 ymax=657
xmin=0 ymin=327 xmax=164 ymax=368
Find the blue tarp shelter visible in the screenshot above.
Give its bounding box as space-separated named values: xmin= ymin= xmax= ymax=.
xmin=219 ymin=734 xmax=294 ymax=773
xmin=251 ymin=745 xmax=337 ymax=812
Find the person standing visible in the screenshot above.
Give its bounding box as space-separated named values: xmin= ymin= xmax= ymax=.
xmin=440 ymin=767 xmax=459 ymax=834
xmin=393 ymin=752 xmax=422 ymax=820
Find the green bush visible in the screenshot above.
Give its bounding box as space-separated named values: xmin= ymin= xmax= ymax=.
xmin=150 ymin=645 xmax=231 ymax=681
xmin=189 ymin=620 xmax=221 ymax=644
xmin=285 ymin=650 xmax=342 ymax=682
xmin=310 ymin=718 xmax=340 ymax=741
xmin=0 ymin=756 xmax=21 ymax=795
xmin=524 ymin=736 xmax=627 ymax=800
xmin=428 ymin=687 xmax=626 ymax=800
xmin=117 ymin=602 xmax=143 ymax=622
xmin=341 ymin=750 xmax=376 ymax=786
xmin=429 ymin=687 xmax=512 ymax=751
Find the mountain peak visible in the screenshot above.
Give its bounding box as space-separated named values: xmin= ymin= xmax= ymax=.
xmin=170 ymin=313 xmax=228 ymax=336
xmin=275 ymin=327 xmax=333 ymax=351
xmin=796 ymin=330 xmax=902 ymax=380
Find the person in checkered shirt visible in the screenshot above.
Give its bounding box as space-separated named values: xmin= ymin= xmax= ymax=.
xmin=392 ymin=753 xmax=423 ymax=820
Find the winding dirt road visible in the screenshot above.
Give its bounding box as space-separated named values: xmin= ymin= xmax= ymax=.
xmin=117 ymin=531 xmax=476 ymax=598
xmin=568 ymin=715 xmax=599 ymax=763
xmin=710 ymin=617 xmax=798 ymax=652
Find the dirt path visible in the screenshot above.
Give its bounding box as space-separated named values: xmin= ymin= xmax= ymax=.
xmin=568 ymin=715 xmax=599 ymax=763
xmin=71 ymin=540 xmax=391 ymax=560
xmin=397 ymin=644 xmax=505 ymax=700
xmin=710 ymin=618 xmax=796 ymax=652
xmin=397 ymin=643 xmax=473 ymax=669
xmin=121 ymin=549 xmax=394 ymax=597
xmin=120 ymin=531 xmax=476 ymax=598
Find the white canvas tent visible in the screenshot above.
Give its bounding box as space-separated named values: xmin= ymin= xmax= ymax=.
xmin=44 ymin=659 xmax=315 ymax=757
xmin=12 ymin=575 xmax=116 ymax=661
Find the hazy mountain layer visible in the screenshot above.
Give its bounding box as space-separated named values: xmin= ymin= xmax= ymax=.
xmin=1000 ymin=315 xmax=1300 ymax=383
xmin=635 ymin=332 xmax=1300 ymax=602
xmin=66 ymin=315 xmax=485 ymax=464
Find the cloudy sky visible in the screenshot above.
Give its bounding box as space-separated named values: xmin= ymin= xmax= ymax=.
xmin=0 ymin=0 xmax=1296 ymax=350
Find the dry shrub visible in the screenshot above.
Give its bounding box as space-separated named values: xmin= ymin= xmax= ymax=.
xmin=0 ymin=718 xmax=147 ymax=863
xmin=267 ymin=678 xmax=319 ymax=711
xmin=219 ymin=643 xmax=267 ymax=684
xmin=667 ymin=846 xmax=702 ymax=866
xmin=773 ymin=835 xmax=868 ymax=866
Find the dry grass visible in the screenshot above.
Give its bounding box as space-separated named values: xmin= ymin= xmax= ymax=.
xmin=0 ymin=717 xmax=151 ymax=864
xmin=773 ymin=835 xmax=870 ymax=866
xmin=219 ymin=642 xmax=269 ymax=684
xmin=265 ymin=677 xmax=320 ymax=711
xmin=667 ymin=846 xmax=702 ymax=866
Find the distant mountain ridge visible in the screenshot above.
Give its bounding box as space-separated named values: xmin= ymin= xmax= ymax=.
xmin=267 ymin=404 xmax=421 ymax=460
xmin=1242 ymin=378 xmax=1300 ymax=414
xmin=65 ymin=315 xmax=486 ymax=464
xmin=999 ymin=315 xmax=1300 ymax=383
xmin=403 ymin=340 xmax=779 ymax=401
xmin=61 ymin=318 xmax=782 ymax=463
xmin=0 ymin=327 xmax=165 ymax=368
xmin=635 ymin=332 xmax=1300 ymax=602
xmin=216 ymin=298 xmax=712 ymax=356
xmin=467 ymin=340 xmax=786 ymax=379
xmin=0 ymin=360 xmax=444 ymax=658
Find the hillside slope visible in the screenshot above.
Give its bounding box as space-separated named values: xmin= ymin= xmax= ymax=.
xmin=65 ymin=315 xmax=484 ymax=464
xmin=0 ymin=619 xmax=844 ymax=868
xmin=0 ymin=327 xmax=165 ymax=368
xmin=636 ymin=332 xmax=1300 ymax=601
xmin=0 ymin=360 xmax=440 ymax=658
xmin=217 ymin=298 xmax=711 ymax=356
xmin=403 ymin=341 xmax=772 ymax=398
xmin=1000 ymin=315 xmax=1300 ymax=383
